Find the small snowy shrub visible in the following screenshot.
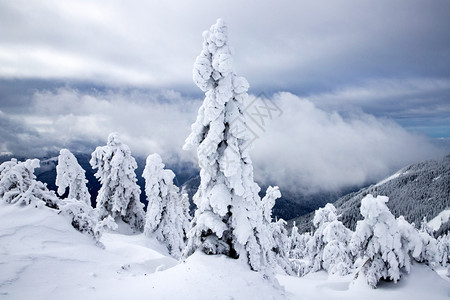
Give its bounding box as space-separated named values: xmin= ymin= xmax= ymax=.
xmin=59 ymin=198 xmax=117 ymax=245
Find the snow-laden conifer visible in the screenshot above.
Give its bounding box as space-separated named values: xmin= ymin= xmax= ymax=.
xmin=397 ymin=216 xmax=439 ymax=265
xmin=0 ymin=158 xmax=59 ymax=208
xmin=182 ymin=19 xmax=268 ymax=272
xmin=307 ymin=203 xmax=353 ymax=275
xmin=56 ymin=149 xmax=90 ymax=205
xmin=350 ymin=194 xmax=423 ymax=288
xmin=143 ymin=153 xmax=190 ymax=259
xmin=90 ymin=132 xmax=145 ymax=232
xmin=261 ymin=186 xmax=294 ymax=275
xmin=289 ymin=222 xmax=311 ymax=260
xmin=437 ymin=234 xmax=450 ymax=267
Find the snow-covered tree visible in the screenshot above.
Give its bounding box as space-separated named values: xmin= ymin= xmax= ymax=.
xmin=182 ymin=19 xmax=269 ymax=272
xmin=307 ymin=203 xmax=353 ymax=275
xmin=397 ymin=216 xmax=439 ymax=265
xmin=396 ymin=216 xmax=428 ymax=266
xmin=437 ymin=234 xmax=450 ymax=267
xmin=90 ymin=132 xmax=145 ymax=232
xmin=59 ymin=198 xmax=117 ymax=244
xmin=350 ymin=194 xmax=421 ymax=288
xmin=260 ymin=186 xmax=294 ymax=275
xmin=0 ymin=158 xmax=59 ymax=208
xmin=56 ymin=149 xmax=90 ymax=205
xmin=307 ymin=204 xmax=336 ymax=272
xmin=289 ymin=222 xmax=311 ymax=260
xmin=143 ymin=153 xmax=190 ymax=259
xmin=0 ymin=158 xmax=17 ymax=177
xmin=322 ymin=220 xmax=354 ymax=275
xmin=416 ymin=231 xmax=439 ymax=266
xmin=271 ymin=218 xmax=295 ymax=275
xmin=420 ymin=217 xmax=434 ymax=236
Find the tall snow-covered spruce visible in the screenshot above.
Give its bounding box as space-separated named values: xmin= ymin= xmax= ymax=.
xmin=90 ymin=132 xmax=145 ymax=232
xmin=143 ymin=153 xmax=190 ymax=259
xmin=183 ymin=19 xmax=269 ymax=272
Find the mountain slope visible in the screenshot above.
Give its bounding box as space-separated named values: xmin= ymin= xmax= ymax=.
xmin=291 ymin=155 xmax=450 ymax=234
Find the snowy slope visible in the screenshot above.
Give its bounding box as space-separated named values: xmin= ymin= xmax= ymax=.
xmin=429 ymin=209 xmax=450 ymax=231
xmin=0 ymin=204 xmax=283 ymax=299
xmin=0 ymin=203 xmax=177 ymax=299
xmin=1 ymin=203 xmax=449 ymax=299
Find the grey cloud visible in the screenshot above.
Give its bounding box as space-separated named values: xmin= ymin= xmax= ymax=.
xmin=3 ymin=87 xmax=444 ymax=193
xmin=307 ymin=78 xmax=450 ymax=137
xmin=0 ymin=111 xmax=57 ymax=156
xmin=1 ymin=87 xmax=200 ymax=163
xmin=1 ymin=1 xmax=449 ymax=92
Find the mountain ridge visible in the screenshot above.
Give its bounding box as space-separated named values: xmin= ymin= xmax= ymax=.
xmin=291 ymin=154 xmax=450 ymax=236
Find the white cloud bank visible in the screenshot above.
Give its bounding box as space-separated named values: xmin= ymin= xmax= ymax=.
xmin=1 ymin=88 xmax=444 ymax=193
xmin=250 ymin=93 xmax=443 ymax=193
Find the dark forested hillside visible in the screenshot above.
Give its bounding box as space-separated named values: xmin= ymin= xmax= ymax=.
xmin=291 ymin=155 xmax=450 ymax=235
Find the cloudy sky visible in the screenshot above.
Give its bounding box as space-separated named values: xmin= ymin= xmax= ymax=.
xmin=1 ymin=0 xmax=449 ymax=193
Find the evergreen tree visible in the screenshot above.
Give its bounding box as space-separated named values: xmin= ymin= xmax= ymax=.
xmin=56 ymin=149 xmax=90 ymax=205
xmin=261 ymin=186 xmax=294 ymax=275
xmin=437 ymin=234 xmax=450 ymax=267
xmin=143 ymin=153 xmax=190 ymax=259
xmin=289 ymin=222 xmax=311 ymax=260
xmin=289 ymin=222 xmax=312 ymax=276
xmin=0 ymin=158 xmax=59 ymax=208
xmin=350 ymin=194 xmax=425 ymax=288
xmin=307 ymin=203 xmax=353 ymax=275
xmin=90 ymin=132 xmax=145 ymax=232
xmin=182 ymin=19 xmax=268 ymax=272
xmin=322 ymin=220 xmax=354 ymax=275
xmin=413 ymin=217 xmax=439 ymax=265
xmin=420 ymin=217 xmax=434 ymax=236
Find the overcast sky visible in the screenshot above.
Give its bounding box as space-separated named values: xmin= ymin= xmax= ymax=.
xmin=0 ymin=0 xmax=449 ymax=192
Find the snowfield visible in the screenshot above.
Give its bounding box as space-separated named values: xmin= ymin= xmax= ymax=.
xmin=1 ymin=203 xmax=449 ymax=299
xmin=429 ymin=209 xmax=450 ymax=232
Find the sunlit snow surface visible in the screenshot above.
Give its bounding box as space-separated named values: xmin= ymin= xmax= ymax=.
xmin=1 ymin=203 xmax=449 ymax=299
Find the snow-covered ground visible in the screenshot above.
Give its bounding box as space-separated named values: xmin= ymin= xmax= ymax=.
xmin=429 ymin=209 xmax=450 ymax=232
xmin=1 ymin=203 xmax=449 ymax=299
xmin=374 ymin=170 xmax=409 ymax=187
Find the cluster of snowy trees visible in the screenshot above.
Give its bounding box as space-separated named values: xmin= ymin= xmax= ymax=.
xmin=286 ymin=194 xmax=450 ymax=288
xmin=0 ymin=18 xmax=448 ymax=289
xmin=0 ymin=133 xmax=191 ymax=255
